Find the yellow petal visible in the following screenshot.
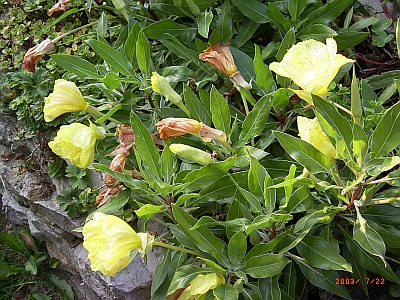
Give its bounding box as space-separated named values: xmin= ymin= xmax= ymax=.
xmin=297 ymin=116 xmax=336 ymax=159
xmin=48 ymin=123 xmax=100 ymax=168
xmin=190 ymin=273 xmax=225 ymax=295
xmin=270 ymin=38 xmax=354 ymax=97
xmin=151 ymin=72 xmax=182 ymax=105
xmin=44 ymin=79 xmax=88 ymax=122
xmin=82 ymin=212 xmax=142 ymax=276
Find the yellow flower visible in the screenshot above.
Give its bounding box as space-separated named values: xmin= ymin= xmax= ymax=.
xmin=44 ymin=79 xmax=88 ymax=122
xmin=169 ymin=144 xmax=214 ymax=165
xmin=82 ymin=212 xmax=142 ymax=276
xmin=269 ymin=38 xmax=354 ymax=103
xmin=177 ymin=273 xmax=225 ymax=300
xmin=297 ymin=116 xmax=336 ymax=159
xmin=156 ymin=118 xmax=201 ymax=139
xmin=151 ymin=72 xmax=182 ymax=105
xmin=48 ymin=122 xmax=103 ymax=168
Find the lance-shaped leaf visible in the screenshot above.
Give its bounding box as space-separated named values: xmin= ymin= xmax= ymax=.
xmin=273 ymin=131 xmax=334 ymax=174
xmin=243 ymin=254 xmax=289 ymax=278
xmin=296 ymin=235 xmax=352 ymax=272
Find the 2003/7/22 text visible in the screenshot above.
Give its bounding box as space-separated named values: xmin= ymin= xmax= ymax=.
xmin=335 ymin=278 xmax=385 ymax=285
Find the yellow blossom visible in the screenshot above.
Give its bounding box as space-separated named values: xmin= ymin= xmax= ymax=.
xmin=48 ymin=122 xmax=103 ymax=168
xmin=177 ymin=273 xmax=225 ymax=300
xmin=44 ymin=79 xmax=88 ymax=122
xmin=82 ymin=212 xmax=142 ymax=276
xmin=169 ymin=144 xmax=214 ymax=165
xmin=297 ymin=116 xmax=336 ymax=159
xmin=269 ymin=38 xmax=354 ymax=103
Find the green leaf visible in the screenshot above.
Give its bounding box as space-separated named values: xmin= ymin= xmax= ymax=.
xmin=273 ymin=131 xmax=334 ymax=174
xmin=97 ymin=12 xmax=108 ymax=38
xmin=231 ymin=0 xmax=269 ymax=24
xmin=25 ymin=255 xmax=38 ymax=275
xmin=243 ymin=254 xmax=289 ymax=278
xmin=130 ymin=111 xmax=161 ymax=181
xmin=163 ymin=35 xmax=213 ymax=75
xmin=136 ymin=30 xmax=154 ymax=77
xmin=254 ymin=45 xmax=275 ymax=93
xmin=272 ymin=88 xmax=289 ymax=110
xmin=87 ymin=39 xmax=135 ymax=76
xmin=267 ymin=2 xmax=290 ymax=33
xmin=248 ymin=156 xmax=266 ymax=201
xmin=353 ymin=208 xmax=386 ymax=264
xmin=144 ymin=19 xmax=197 ymax=41
xmin=0 ymin=261 xmax=24 ymax=279
xmin=353 ymin=123 xmax=368 ymax=168
xmin=228 ymin=231 xmax=247 ymax=267
xmin=296 ymin=235 xmax=352 ymax=272
xmin=135 ymin=204 xmax=165 ymax=218
xmin=293 ymin=256 xmax=351 ymax=299
xmin=172 ymin=205 xmax=227 ymax=259
xmin=183 ymin=156 xmax=236 ymax=192
xmin=282 ymin=263 xmax=297 ymax=299
xmin=313 ymin=96 xmax=353 ymax=162
xmin=259 ymin=275 xmax=281 ymax=300
xmin=370 ymin=100 xmax=400 ymax=158
xmin=51 ymin=54 xmax=100 ymax=79
xmin=368 ymin=221 xmax=400 ymax=249
xmin=167 ymin=265 xmax=210 ymax=296
xmin=161 ymin=144 xmax=176 ymax=184
xmin=302 ymin=0 xmax=354 ymax=28
xmin=234 ymin=146 xmax=268 ymax=168
xmin=210 ymin=86 xmax=231 ymax=136
xmin=288 ymin=0 xmax=307 ymax=22
xmin=234 ymin=19 xmax=259 ymax=48
xmin=214 ymin=284 xmax=239 ymax=300
xmin=86 ymin=189 xmax=130 ymax=220
xmin=276 ymin=28 xmax=296 ymax=62
xmin=334 ymin=31 xmax=369 ymax=50
xmin=235 ymin=95 xmax=272 ymax=148
xmin=124 ymin=22 xmax=141 ymax=67
xmin=345 ymin=235 xmax=398 ymax=283
xmin=366 ymin=70 xmax=400 ymax=90
xmin=216 ymin=0 xmax=233 ymax=42
xmin=184 ymin=85 xmax=212 ymax=124
xmin=47 ymin=273 xmax=75 ymax=300
xmin=198 ymin=9 xmax=213 ymax=38
xmin=0 ymin=232 xmax=29 ymax=255
xmin=298 ymin=24 xmax=338 ymax=42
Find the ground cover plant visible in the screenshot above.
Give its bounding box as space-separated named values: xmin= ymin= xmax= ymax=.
xmin=3 ymin=0 xmax=400 ymax=299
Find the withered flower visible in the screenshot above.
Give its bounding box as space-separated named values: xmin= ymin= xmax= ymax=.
xmin=198 ymin=123 xmax=226 ymax=144
xmin=23 ymin=38 xmax=55 ymax=73
xmin=116 ymin=124 xmax=135 ymax=148
xmin=96 ymin=186 xmax=124 ymax=207
xmin=156 ymin=118 xmax=201 ymax=140
xmin=199 ymin=43 xmax=251 ymax=89
xmin=48 ymin=0 xmax=71 ymax=17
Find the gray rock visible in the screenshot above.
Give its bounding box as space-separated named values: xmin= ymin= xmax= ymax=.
xmin=0 ymin=113 xmax=161 ymax=300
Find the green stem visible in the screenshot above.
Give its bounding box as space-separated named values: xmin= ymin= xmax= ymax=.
xmin=85 ymin=105 xmax=121 ymax=124
xmin=363 ymin=197 xmax=400 ymax=206
xmin=153 ymin=241 xmax=208 ymax=258
xmin=51 ymin=21 xmax=98 ymax=44
xmin=221 ymin=141 xmax=235 ymax=153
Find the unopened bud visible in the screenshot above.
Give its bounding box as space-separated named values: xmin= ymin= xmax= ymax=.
xmin=169 ymin=144 xmax=214 ymax=165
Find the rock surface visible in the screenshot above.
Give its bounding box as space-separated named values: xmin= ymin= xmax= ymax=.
xmin=0 ymin=113 xmax=161 ymax=299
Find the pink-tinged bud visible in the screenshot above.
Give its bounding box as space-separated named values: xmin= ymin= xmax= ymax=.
xmin=48 ymin=0 xmax=71 ymax=17
xmin=116 ymin=124 xmax=135 ymax=148
xmin=199 ymin=43 xmax=238 ymax=76
xmin=23 ymin=38 xmax=55 ymax=73
xmin=156 ymin=118 xmax=201 ymax=140
xmin=198 ymin=123 xmax=227 ymax=143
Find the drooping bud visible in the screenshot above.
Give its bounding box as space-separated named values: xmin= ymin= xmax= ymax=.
xmin=23 ymin=38 xmax=55 ymax=72
xmin=198 ymin=123 xmax=226 ymax=143
xmin=156 ymin=118 xmax=201 ymax=140
xmin=151 ymin=72 xmax=182 ymax=105
xmin=199 ymin=43 xmax=251 ymax=89
xmin=48 ymin=0 xmax=71 ymax=16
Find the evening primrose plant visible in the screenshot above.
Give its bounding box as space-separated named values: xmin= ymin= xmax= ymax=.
xmin=22 ymin=1 xmax=400 ymax=298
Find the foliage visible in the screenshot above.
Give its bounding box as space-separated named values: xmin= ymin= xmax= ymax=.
xmin=0 ymin=225 xmax=74 ymax=300
xmin=3 ymin=0 xmax=400 ymax=299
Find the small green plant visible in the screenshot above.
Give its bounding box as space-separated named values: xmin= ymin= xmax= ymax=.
xmin=0 ymin=226 xmax=74 ymax=300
